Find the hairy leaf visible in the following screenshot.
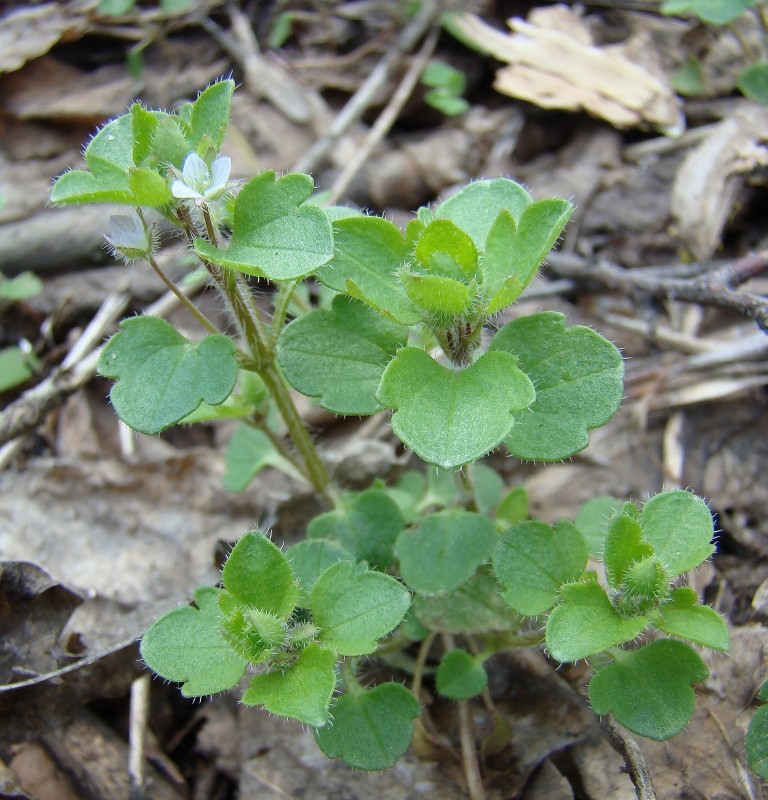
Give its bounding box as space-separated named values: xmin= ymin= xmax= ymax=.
xmin=436 ymin=648 xmax=488 ymax=700
xmin=656 ymin=587 xmax=729 ymax=650
xmin=97 ymin=317 xmax=237 ymax=434
xmin=589 ymin=639 xmax=708 ymax=739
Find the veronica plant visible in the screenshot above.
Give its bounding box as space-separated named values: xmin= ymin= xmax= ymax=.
xmin=51 ymin=80 xmax=732 ymax=782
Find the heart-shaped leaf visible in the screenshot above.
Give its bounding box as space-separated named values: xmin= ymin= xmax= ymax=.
xmin=195 ymin=171 xmax=333 ymax=280
xmin=482 ymin=199 xmax=572 ymax=311
xmin=241 ymin=643 xmax=337 ymax=727
xmin=395 ymin=509 xmax=496 ymax=595
xmin=656 ymin=587 xmax=729 ymax=650
xmin=588 ymin=639 xmax=708 ymax=740
xmin=545 ymin=581 xmax=648 ymax=662
xmin=97 ymin=317 xmax=237 ymax=435
xmin=314 ymin=682 xmax=420 ymax=770
xmin=140 ymin=587 xmax=247 ymax=697
xmin=315 ymin=216 xmax=420 ymax=325
xmin=307 ymin=489 xmax=405 ymax=570
xmin=639 ymin=490 xmax=715 ymax=576
xmin=310 ymin=561 xmax=411 ymax=656
xmin=436 ymin=648 xmax=488 ymax=700
xmin=222 ymin=531 xmax=298 ymax=617
xmin=493 ymin=520 xmax=588 ymax=616
xmin=377 ymin=348 xmax=535 ymax=469
xmin=490 ymin=312 xmax=624 ymax=461
xmin=285 ymin=539 xmax=354 ymax=607
xmin=277 ymin=295 xmax=406 ymax=415
xmin=433 ymin=178 xmax=533 ymax=250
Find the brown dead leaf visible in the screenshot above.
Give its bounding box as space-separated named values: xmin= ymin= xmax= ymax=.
xmin=670 ymin=102 xmax=768 ymax=260
xmin=449 ymin=6 xmax=682 ymax=132
xmin=0 ymin=2 xmax=95 ymax=74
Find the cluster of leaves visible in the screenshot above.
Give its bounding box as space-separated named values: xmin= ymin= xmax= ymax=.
xmin=48 ymin=78 xmax=736 ymax=776
xmin=0 ymin=271 xmax=43 ymax=394
xmin=662 ymin=0 xmax=768 ymax=103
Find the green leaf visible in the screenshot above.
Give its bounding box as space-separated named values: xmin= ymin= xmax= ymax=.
xmin=424 ymin=91 xmax=469 ymax=116
xmin=639 ymin=491 xmax=715 ymax=576
xmin=490 ymin=312 xmax=624 ymax=461
xmin=672 ymin=55 xmax=706 ymax=97
xmin=222 ymin=531 xmax=298 ymax=617
xmin=277 ymin=295 xmax=406 ymax=415
xmin=195 ymin=171 xmax=334 ymax=280
xmin=315 ymin=216 xmax=420 ymax=325
xmin=738 ymin=61 xmax=768 ymax=104
xmin=661 ymin=0 xmax=754 ymax=25
xmin=242 ymin=643 xmax=337 ymax=727
xmin=377 ymin=348 xmax=535 ymax=469
xmin=140 ymin=586 xmax=247 ymax=697
xmin=50 ymin=165 xmax=133 ymax=205
xmin=0 ymin=271 xmax=42 ymax=300
xmin=493 ymin=520 xmax=588 ymax=616
xmin=472 ymin=463 xmax=504 ymax=515
xmin=85 ymin=114 xmax=135 ymax=172
xmin=307 ymin=489 xmax=405 ymax=570
xmin=151 ymin=114 xmax=192 ymax=169
xmin=97 ymin=317 xmax=237 ymax=435
xmin=436 ymin=648 xmax=488 ymax=700
xmin=603 ymin=512 xmax=653 ymax=590
xmin=0 ymin=346 xmax=40 ymax=393
xmin=495 ymin=485 xmax=529 ymax=528
xmin=412 ymin=568 xmax=520 ymax=634
xmin=422 ymin=60 xmax=466 ymax=93
xmin=576 ymin=496 xmax=622 ymax=558
xmin=433 ymin=178 xmax=533 ymax=251
xmin=223 ymin=424 xmax=305 ymax=492
xmin=189 ymin=79 xmax=234 ymax=153
xmin=286 ymin=539 xmax=354 ymax=607
xmin=588 ymin=639 xmax=708 ymax=740
xmin=315 ymin=682 xmax=420 ymax=770
xmin=656 ymin=587 xmax=729 ymax=650
xmin=399 ymin=272 xmax=476 ymax=318
xmin=747 ymin=704 xmax=768 ymax=779
xmin=129 ymin=104 xmax=158 ymax=166
xmin=311 ymin=561 xmax=411 ymax=656
xmin=129 ymin=167 xmax=172 ymax=206
xmin=545 ymin=581 xmax=648 ymax=662
xmin=482 ymin=199 xmax=572 ymax=311
xmin=414 ymin=218 xmax=478 ymax=278
xmin=395 ymin=509 xmax=496 ymax=595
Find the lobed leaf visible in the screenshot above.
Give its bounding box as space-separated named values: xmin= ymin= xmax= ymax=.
xmin=315 ymin=216 xmax=420 ymax=325
xmin=437 ymin=648 xmax=488 ymax=700
xmin=395 ymin=509 xmax=497 ymax=596
xmin=639 ymin=490 xmax=715 ymax=576
xmin=277 ymin=295 xmax=406 ymax=415
xmin=377 ymin=348 xmax=535 ymax=469
xmin=656 ymin=587 xmax=729 ymax=650
xmin=195 ymin=171 xmax=334 ymax=280
xmin=241 ymin=643 xmax=337 ymax=727
xmin=588 ymin=639 xmax=708 ymax=740
xmin=493 ymin=520 xmax=587 ymax=616
xmin=545 ymin=581 xmax=648 ymax=662
xmin=310 ymin=561 xmax=411 ymax=656
xmin=97 ymin=317 xmax=237 ymax=435
xmin=314 ymin=682 xmax=420 ymax=770
xmin=140 ymin=587 xmax=247 ymax=697
xmin=490 ymin=311 xmax=624 ymax=461
xmin=306 ymin=489 xmax=405 ymax=570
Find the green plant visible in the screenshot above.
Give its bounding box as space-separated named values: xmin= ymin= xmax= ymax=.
xmin=420 ymin=59 xmax=470 ymax=116
xmin=0 ymin=271 xmax=43 ymax=393
xmin=50 ymin=79 xmax=730 ymax=788
xmin=662 ymin=0 xmax=768 ymax=103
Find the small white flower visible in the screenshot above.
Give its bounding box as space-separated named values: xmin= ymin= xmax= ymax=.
xmin=104 ymin=211 xmax=152 ymax=261
xmin=171 ymin=152 xmax=231 ymax=202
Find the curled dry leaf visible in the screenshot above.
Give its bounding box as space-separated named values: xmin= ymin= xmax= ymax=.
xmin=670 ymin=102 xmax=768 ymax=260
xmin=449 ymin=6 xmax=683 ymax=133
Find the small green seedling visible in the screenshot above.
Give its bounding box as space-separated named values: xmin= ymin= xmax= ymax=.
xmin=662 ymin=0 xmax=768 ymax=103
xmin=420 ymin=59 xmax=470 ymax=116
xmin=0 ymin=271 xmax=42 ymax=393
xmin=50 ymin=79 xmax=735 ymax=787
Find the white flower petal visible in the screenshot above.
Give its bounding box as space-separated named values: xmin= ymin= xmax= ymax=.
xmin=209 ymin=156 xmax=232 ymax=191
xmin=181 ymin=152 xmax=210 ymax=190
xmin=171 ymin=179 xmax=203 ymax=199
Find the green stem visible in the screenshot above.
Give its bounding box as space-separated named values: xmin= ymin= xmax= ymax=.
xmin=146 ymin=253 xmax=221 ymax=335
xmin=411 ymin=631 xmax=437 ymax=702
xmin=457 ymin=463 xmax=479 ymax=512
xmin=340 ymin=658 xmax=364 ymax=696
xmin=269 ymin=280 xmax=298 ymax=350
xmin=259 ymin=363 xmax=335 ymax=499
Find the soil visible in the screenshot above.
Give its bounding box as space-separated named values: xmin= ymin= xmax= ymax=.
xmin=1 ymin=2 xmax=768 ymax=799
